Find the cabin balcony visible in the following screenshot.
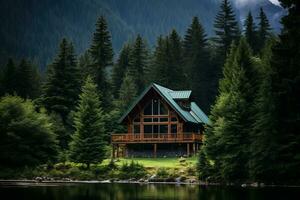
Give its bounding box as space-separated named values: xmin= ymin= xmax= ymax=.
xmin=111 ymin=132 xmax=203 ymax=144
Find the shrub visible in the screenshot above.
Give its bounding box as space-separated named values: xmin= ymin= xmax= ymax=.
xmin=118 ymin=161 xmax=146 ymax=179
xmin=0 ymin=96 xmax=58 ymax=167
xmin=156 ymin=168 xmax=169 ymax=178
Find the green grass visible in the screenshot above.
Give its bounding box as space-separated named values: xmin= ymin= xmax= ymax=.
xmin=104 ymin=157 xmax=197 ymax=168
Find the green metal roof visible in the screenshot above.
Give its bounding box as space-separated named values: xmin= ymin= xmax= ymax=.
xmin=118 ymin=83 xmax=210 ymax=125
xmin=169 ymin=90 xmax=192 ymax=99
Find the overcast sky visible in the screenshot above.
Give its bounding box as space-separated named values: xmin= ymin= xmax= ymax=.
xmin=269 ymin=0 xmax=280 ymax=5
xmin=235 ymin=0 xmax=280 ymax=6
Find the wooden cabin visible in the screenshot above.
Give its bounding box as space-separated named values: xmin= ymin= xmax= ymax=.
xmin=111 ymin=83 xmax=210 ymax=158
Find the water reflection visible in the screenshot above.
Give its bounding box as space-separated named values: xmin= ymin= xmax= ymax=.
xmin=0 ymin=183 xmax=300 ymax=200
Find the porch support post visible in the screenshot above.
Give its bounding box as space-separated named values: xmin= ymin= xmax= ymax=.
xmin=187 ymin=143 xmax=190 ymax=157
xmin=193 ymin=143 xmax=196 ymax=155
xmin=154 ymin=143 xmax=157 ymax=158
xmin=124 ymin=144 xmax=127 ymax=157
xmin=112 ymin=144 xmax=115 ymax=158
xmin=116 ymin=144 xmax=119 ymax=158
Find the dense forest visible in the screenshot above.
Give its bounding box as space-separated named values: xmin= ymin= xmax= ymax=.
xmin=0 ymin=0 xmax=299 ymax=184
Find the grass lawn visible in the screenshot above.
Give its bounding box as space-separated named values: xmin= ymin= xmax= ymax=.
xmin=104 ymin=156 xmax=198 ymax=169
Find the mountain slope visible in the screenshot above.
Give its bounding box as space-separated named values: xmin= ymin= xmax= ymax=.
xmin=0 ymin=0 xmax=284 ymax=69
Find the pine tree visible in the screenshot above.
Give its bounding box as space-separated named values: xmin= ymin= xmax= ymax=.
xmin=111 ymin=44 xmax=132 ymax=98
xmin=270 ymin=0 xmax=300 ymax=181
xmin=128 ymin=34 xmax=148 ymax=93
xmin=15 ymin=59 xmax=40 ymax=99
xmin=69 ymin=76 xmax=106 ymax=167
xmin=42 ymin=38 xmax=80 ymax=123
xmin=183 ymin=17 xmax=210 ymax=111
xmin=168 ymin=29 xmax=186 ymax=89
xmin=78 ymin=51 xmax=94 ymax=79
xmin=203 ymin=38 xmax=256 ymax=182
xmin=150 ymin=35 xmax=170 ymax=86
xmin=214 ymin=0 xmax=240 ymax=60
xmin=249 ymin=39 xmax=279 ymax=182
xmin=257 ymin=8 xmax=272 ymax=52
xmin=117 ymin=72 xmax=137 ymax=112
xmin=244 ymin=12 xmax=258 ymax=54
xmin=0 ymin=59 xmax=17 ymax=96
xmin=89 ymin=16 xmax=113 ymax=108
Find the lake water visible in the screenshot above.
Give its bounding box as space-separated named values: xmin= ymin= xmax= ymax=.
xmin=1 ymin=182 xmax=300 ymax=200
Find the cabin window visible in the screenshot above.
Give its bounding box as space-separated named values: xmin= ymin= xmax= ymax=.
xmin=144 ymin=125 xmax=152 ymax=134
xmin=134 ymin=125 xmax=140 ymax=134
xmin=160 ymin=103 xmax=168 ymax=115
xmin=153 ymin=118 xmax=159 ymax=122
xmin=153 ymin=99 xmax=159 ymax=115
xmin=143 ymin=99 xmax=168 ymax=115
xmin=144 ymin=103 xmax=152 ymax=115
xmin=171 ymin=117 xmax=177 ymax=122
xmin=160 ymin=125 xmax=168 ymax=134
xmin=143 ymin=125 xmax=168 ymax=134
xmin=144 ymin=118 xmax=152 ymax=122
xmin=160 ymin=118 xmax=168 ymax=122
xmin=171 ymin=124 xmax=177 ymax=133
xmin=153 ymin=125 xmax=159 ymax=133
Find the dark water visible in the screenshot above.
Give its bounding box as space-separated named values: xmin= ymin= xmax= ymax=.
xmin=1 ymin=183 xmax=300 ymax=200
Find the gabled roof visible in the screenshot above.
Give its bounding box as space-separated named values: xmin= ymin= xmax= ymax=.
xmin=119 ymin=83 xmax=210 ymax=125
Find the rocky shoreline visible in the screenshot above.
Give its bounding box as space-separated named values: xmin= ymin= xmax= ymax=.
xmin=1 ymin=179 xmax=299 ymax=188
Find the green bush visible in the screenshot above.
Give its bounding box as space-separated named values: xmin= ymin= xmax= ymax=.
xmin=118 ymin=161 xmax=146 ymax=179
xmin=156 ymin=167 xmax=169 ymax=178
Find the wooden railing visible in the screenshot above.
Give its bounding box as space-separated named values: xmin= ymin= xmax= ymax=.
xmin=111 ymin=133 xmax=202 ymax=143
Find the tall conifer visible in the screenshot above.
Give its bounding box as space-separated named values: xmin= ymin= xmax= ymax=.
xmin=111 ymin=44 xmax=132 ymax=98
xmin=69 ymin=76 xmax=106 ymax=167
xmin=203 ymin=38 xmax=257 ymax=182
xmin=127 ymin=34 xmax=148 ymax=94
xmin=89 ymin=16 xmax=114 ymax=108
xmin=15 ymin=59 xmax=40 ymax=99
xmin=244 ymin=12 xmax=258 ymax=54
xmin=270 ymin=0 xmax=300 ymax=181
xmin=214 ymin=0 xmax=240 ymax=60
xmin=0 ymin=59 xmax=17 ymax=96
xmin=183 ymin=17 xmax=210 ymax=111
xmin=42 ymin=38 xmax=80 ymax=122
xmin=257 ymin=8 xmax=272 ymax=51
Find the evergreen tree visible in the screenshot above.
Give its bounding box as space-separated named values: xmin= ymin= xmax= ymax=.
xmin=111 ymin=44 xmax=132 ymax=98
xmin=0 ymin=59 xmax=16 ymax=96
xmin=168 ymin=29 xmax=186 ymax=89
xmin=49 ymin=113 xmax=68 ymax=151
xmin=244 ymin=12 xmax=258 ymax=54
xmin=203 ymin=38 xmax=256 ymax=182
xmin=89 ymin=16 xmax=113 ymax=108
xmin=151 ymin=35 xmax=170 ymax=86
xmin=197 ymin=148 xmax=211 ymax=181
xmin=127 ymin=34 xmax=148 ymax=94
xmin=0 ymin=96 xmax=58 ymax=167
xmin=257 ymin=8 xmax=272 ymax=52
xmin=214 ymin=0 xmax=240 ymax=60
xmin=183 ymin=17 xmax=210 ymax=111
xmin=15 ymin=59 xmax=40 ymax=99
xmin=69 ymin=76 xmax=106 ymax=167
xmin=249 ymin=39 xmax=279 ymax=182
xmin=117 ymin=72 xmax=137 ymax=112
xmin=42 ymin=38 xmax=80 ymax=122
xmin=78 ymin=51 xmax=94 ymax=79
xmin=270 ymin=0 xmax=300 ymax=181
